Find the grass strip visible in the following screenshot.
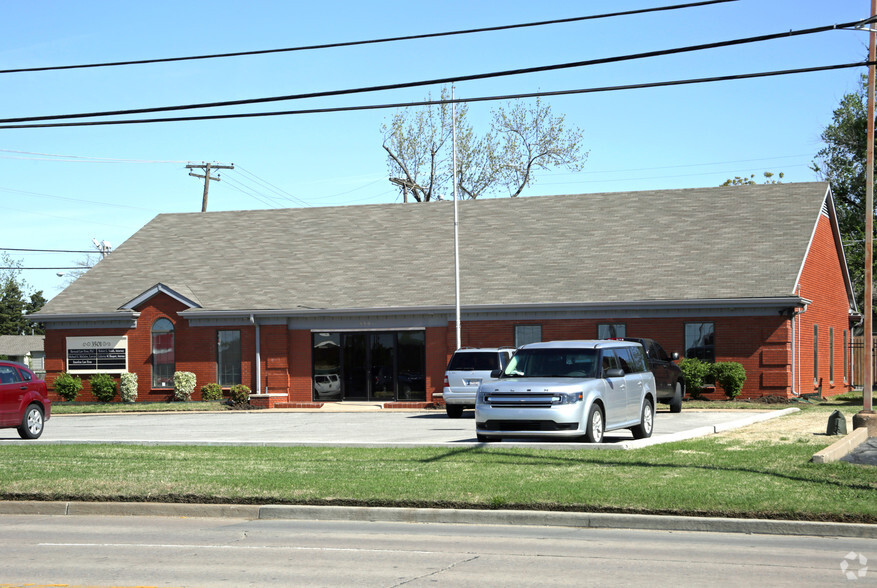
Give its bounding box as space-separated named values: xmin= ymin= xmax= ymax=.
xmin=1 ymin=435 xmax=874 ymax=523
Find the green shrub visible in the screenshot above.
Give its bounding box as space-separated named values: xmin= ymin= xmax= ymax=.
xmin=200 ymin=382 xmax=223 ymax=401
xmin=54 ymin=372 xmax=83 ymax=402
xmin=173 ymin=371 xmax=197 ymax=401
xmin=679 ymin=358 xmax=710 ymax=399
xmin=229 ymin=384 xmax=251 ymax=405
xmin=89 ymin=373 xmax=118 ymax=403
xmin=712 ymin=362 xmax=747 ymax=399
xmin=120 ymin=372 xmax=138 ymax=403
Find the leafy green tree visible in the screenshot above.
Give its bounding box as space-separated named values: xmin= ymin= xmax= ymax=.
xmin=811 ymin=76 xmax=874 ymax=313
xmin=721 ymin=171 xmax=784 ymax=186
xmin=0 ymin=253 xmax=45 ymax=335
xmin=382 ymin=89 xmax=587 ymax=201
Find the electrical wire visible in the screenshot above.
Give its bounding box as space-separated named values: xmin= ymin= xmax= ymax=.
xmin=10 ymin=20 xmax=877 ymax=126
xmin=1 ymin=17 xmax=872 ymax=126
xmin=0 ymin=148 xmax=187 ymax=164
xmin=220 ymin=175 xmax=284 ymax=208
xmin=0 ymin=61 xmax=869 ymax=130
xmin=233 ymin=166 xmax=312 ymax=206
xmin=0 ymin=247 xmax=95 ymax=254
xmin=0 ymin=0 xmax=738 ymax=75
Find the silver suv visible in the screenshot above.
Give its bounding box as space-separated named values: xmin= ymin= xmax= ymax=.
xmin=475 ymin=340 xmax=656 ymax=443
xmin=443 ymin=347 xmax=515 ymax=418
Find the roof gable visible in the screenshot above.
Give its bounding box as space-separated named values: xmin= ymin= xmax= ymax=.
xmin=120 ymin=283 xmax=202 ymax=311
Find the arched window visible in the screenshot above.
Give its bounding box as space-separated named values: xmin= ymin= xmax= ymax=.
xmin=152 ymin=318 xmax=175 ymax=388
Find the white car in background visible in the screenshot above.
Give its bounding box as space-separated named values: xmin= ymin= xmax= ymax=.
xmin=442 ymin=347 xmax=515 ymax=418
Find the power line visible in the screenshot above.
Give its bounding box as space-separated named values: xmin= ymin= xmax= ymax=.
xmin=0 ymin=61 xmax=868 ymax=130
xmin=0 ymin=148 xmax=187 ymax=164
xmin=233 ymin=166 xmax=311 ymax=207
xmin=0 ymin=267 xmax=92 ymax=270
xmin=0 ymin=247 xmax=94 ymax=254
xmin=1 ymin=17 xmax=871 ymax=126
xmin=0 ymin=1 xmax=738 ymax=75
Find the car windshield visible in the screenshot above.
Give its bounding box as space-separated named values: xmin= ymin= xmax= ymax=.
xmin=448 ymin=352 xmax=502 ymax=371
xmin=502 ymin=348 xmax=598 ymax=378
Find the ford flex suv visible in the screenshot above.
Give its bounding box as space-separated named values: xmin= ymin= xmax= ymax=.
xmin=475 ymin=340 xmax=656 ymax=443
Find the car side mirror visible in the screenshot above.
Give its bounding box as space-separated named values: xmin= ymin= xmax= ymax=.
xmin=490 ymin=369 xmax=503 ymax=378
xmin=671 ymin=352 xmax=680 ymax=360
xmin=605 ymin=368 xmax=625 ymax=378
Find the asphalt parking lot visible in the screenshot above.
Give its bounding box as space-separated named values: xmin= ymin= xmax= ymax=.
xmin=0 ymin=406 xmax=798 ymax=449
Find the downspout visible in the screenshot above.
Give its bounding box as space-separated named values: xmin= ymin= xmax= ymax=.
xmin=250 ymin=314 xmax=261 ymax=393
xmin=791 ymin=308 xmax=796 ymax=396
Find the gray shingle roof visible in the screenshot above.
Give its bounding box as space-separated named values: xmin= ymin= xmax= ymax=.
xmin=0 ymin=335 xmax=45 ymax=355
xmin=38 ymin=182 xmax=833 ymax=316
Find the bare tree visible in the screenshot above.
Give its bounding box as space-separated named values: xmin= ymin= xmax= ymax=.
xmin=382 ymin=88 xmax=453 ymax=202
xmin=383 ymin=88 xmax=587 ymax=202
xmin=493 ymin=96 xmax=587 ymax=197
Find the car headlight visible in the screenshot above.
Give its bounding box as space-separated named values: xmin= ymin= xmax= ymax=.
xmin=556 ymin=392 xmax=583 ymax=405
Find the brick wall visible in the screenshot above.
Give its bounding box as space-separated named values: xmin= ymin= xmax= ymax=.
xmin=446 ymin=315 xmax=792 ymax=398
xmin=795 ymin=212 xmax=854 ymax=397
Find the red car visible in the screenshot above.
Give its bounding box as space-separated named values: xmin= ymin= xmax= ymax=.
xmin=0 ymin=360 xmax=51 ymax=439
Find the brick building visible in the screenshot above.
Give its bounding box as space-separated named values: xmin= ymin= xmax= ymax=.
xmin=34 ymin=182 xmax=857 ymax=405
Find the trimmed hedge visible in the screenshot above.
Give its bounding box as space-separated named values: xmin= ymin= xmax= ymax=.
xmin=89 ymin=373 xmax=117 ymax=403
xmin=174 ymin=371 xmax=197 ymax=401
xmin=679 ymin=358 xmax=747 ymax=399
xmin=54 ymin=372 xmax=83 ymax=402
xmin=229 ymin=384 xmax=251 ymax=405
xmin=120 ymin=372 xmax=138 ymax=403
xmin=200 ymin=382 xmax=223 ymax=401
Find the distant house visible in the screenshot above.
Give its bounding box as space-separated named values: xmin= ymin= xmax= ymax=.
xmin=0 ymin=335 xmax=46 ymax=374
xmin=34 ymin=182 xmax=856 ymax=405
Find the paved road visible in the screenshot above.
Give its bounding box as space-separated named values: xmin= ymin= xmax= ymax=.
xmin=0 ymin=514 xmax=871 ymax=586
xmin=0 ymin=407 xmax=797 ymax=448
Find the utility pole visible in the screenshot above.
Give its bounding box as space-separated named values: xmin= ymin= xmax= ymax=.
xmin=855 ymin=0 xmax=877 ymax=434
xmin=186 ymin=162 xmax=234 ymax=212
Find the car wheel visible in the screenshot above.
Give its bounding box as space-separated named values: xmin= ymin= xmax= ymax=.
xmin=669 ymin=382 xmax=683 ymax=413
xmin=446 ymin=405 xmax=464 ymax=418
xmin=631 ymin=401 xmax=654 ymax=439
xmin=584 ymin=405 xmax=604 ymax=443
xmin=17 ymin=405 xmax=44 ymax=440
xmin=477 ymin=433 xmax=497 ymax=443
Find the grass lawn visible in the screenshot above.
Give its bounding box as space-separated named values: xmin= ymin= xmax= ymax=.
xmin=3 ymin=392 xmax=874 ymax=523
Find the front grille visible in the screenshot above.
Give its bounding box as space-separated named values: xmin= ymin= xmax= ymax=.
xmin=481 ymin=420 xmax=578 ymax=432
xmin=483 ymin=393 xmax=558 ymax=408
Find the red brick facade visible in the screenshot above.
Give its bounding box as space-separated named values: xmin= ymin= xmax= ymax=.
xmin=41 ymin=197 xmax=855 ymax=405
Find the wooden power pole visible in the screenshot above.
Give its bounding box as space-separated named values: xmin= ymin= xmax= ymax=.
xmin=186 ymin=162 xmax=234 ymax=212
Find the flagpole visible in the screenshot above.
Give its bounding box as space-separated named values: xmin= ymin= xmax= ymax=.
xmin=452 ymin=84 xmax=462 ymax=350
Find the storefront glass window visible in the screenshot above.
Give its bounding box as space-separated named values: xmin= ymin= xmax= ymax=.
xmin=312 ymin=330 xmax=425 ymax=401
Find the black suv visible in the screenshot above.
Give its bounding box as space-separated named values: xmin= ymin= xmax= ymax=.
xmin=622 ymin=338 xmax=684 ymax=412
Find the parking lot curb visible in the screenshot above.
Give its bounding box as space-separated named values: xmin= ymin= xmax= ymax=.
xmin=1 ymin=501 xmax=873 ymax=538
xmin=812 ymin=427 xmax=871 ymax=464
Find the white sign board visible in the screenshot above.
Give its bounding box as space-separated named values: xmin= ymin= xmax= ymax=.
xmin=66 ymin=336 xmax=128 ymax=374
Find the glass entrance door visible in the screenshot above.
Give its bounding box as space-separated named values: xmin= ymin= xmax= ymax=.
xmin=341 ymin=333 xmax=368 ymax=400
xmin=370 ymin=333 xmax=395 ymax=400
xmin=312 ymin=331 xmax=425 ymax=402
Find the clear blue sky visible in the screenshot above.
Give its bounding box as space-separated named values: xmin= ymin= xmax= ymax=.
xmin=1 ymin=0 xmax=870 ymax=299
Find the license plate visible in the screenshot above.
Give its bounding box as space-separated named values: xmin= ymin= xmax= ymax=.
xmin=465 ymin=379 xmax=482 ymax=386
